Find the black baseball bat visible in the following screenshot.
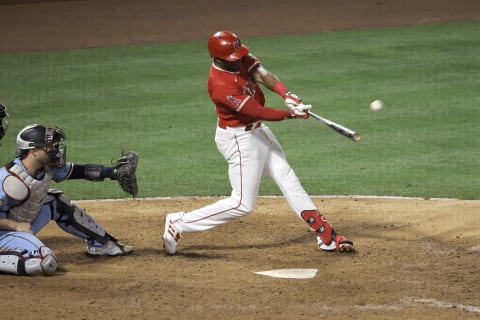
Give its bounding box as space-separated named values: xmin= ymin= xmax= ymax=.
xmin=307 ymin=111 xmax=360 ymax=142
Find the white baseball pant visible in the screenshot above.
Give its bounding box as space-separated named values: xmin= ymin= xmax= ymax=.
xmin=171 ymin=123 xmax=317 ymax=233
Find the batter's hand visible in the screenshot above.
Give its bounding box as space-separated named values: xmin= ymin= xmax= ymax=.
xmin=288 ymin=104 xmax=312 ymax=119
xmin=283 ymin=92 xmax=302 ymax=109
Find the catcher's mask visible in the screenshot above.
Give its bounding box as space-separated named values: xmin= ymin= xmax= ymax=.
xmin=208 ymin=31 xmax=249 ymax=61
xmin=16 ymin=124 xmax=67 ymax=167
xmin=0 ymin=103 xmax=8 ymax=142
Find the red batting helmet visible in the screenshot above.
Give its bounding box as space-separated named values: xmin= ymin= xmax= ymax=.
xmin=208 ymin=31 xmax=249 ymax=61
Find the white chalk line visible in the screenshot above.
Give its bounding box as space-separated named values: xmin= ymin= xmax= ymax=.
xmin=402 ymin=297 xmax=480 ymax=314
xmin=336 ymin=297 xmax=480 ymax=313
xmin=468 ymin=245 xmax=480 ymax=252
xmin=306 ymin=296 xmax=480 ymax=314
xmin=73 ymin=194 xmax=468 ymax=203
xmin=188 ymin=297 xmax=480 ymax=314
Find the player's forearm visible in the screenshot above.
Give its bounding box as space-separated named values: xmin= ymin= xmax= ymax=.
xmin=256 ymin=70 xmax=293 ymax=102
xmin=262 ymin=73 xmax=281 ymax=91
xmin=68 ymin=163 xmax=114 ymax=181
xmin=252 ymin=66 xmax=281 ymax=92
xmin=0 ymin=217 xmax=19 ymax=230
xmin=241 ymin=99 xmax=289 ymax=121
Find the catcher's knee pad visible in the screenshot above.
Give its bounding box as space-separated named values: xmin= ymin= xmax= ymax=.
xmin=0 ymin=246 xmax=58 ymax=276
xmin=300 ymin=210 xmax=334 ymax=245
xmin=54 ymin=193 xmax=108 ymax=244
xmin=45 ymin=188 xmax=64 ymax=206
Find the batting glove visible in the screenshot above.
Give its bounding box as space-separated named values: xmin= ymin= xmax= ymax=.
xmin=288 ymin=103 xmax=312 ymax=119
xmin=283 ymin=91 xmax=303 ymax=109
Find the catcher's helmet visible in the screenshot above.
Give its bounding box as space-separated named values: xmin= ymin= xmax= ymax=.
xmin=208 ymin=31 xmax=249 ymax=61
xmin=0 ymin=103 xmax=9 ymax=141
xmin=16 ymin=124 xmax=67 ymax=166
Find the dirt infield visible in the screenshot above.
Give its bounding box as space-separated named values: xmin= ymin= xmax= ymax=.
xmin=1 ymin=1 xmax=480 ymax=319
xmin=1 ymin=0 xmax=480 ymax=53
xmin=4 ymin=197 xmax=480 ymax=319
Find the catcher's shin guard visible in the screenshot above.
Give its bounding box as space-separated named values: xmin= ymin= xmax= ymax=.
xmin=0 ymin=246 xmax=57 ymax=276
xmin=300 ymin=210 xmax=334 ymax=246
xmin=50 ymin=191 xmax=109 ymax=245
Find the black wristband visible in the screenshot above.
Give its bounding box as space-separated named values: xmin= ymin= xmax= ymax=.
xmin=70 ymin=164 xmax=113 ymax=181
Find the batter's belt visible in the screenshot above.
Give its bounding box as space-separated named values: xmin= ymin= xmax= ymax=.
xmin=218 ymin=121 xmax=262 ymax=131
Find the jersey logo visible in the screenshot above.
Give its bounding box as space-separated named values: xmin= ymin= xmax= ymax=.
xmin=233 ymin=40 xmax=241 ymax=50
xmin=227 ymin=95 xmax=242 ymax=109
xmin=243 ymin=80 xmax=257 ymax=97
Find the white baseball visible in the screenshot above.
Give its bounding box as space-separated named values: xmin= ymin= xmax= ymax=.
xmin=370 ymin=100 xmax=383 ymax=111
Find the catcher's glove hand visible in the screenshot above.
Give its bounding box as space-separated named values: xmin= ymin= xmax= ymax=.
xmin=112 ymin=151 xmax=139 ymax=198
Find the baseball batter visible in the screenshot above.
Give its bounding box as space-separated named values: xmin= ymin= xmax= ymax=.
xmin=163 ymin=31 xmax=353 ymax=255
xmin=0 ymin=124 xmax=136 ymax=276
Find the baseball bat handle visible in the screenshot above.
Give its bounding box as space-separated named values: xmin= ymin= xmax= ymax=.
xmin=307 ymin=111 xmax=361 ymax=142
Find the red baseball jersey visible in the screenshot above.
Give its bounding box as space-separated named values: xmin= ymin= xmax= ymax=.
xmin=207 ymin=54 xmax=289 ymax=128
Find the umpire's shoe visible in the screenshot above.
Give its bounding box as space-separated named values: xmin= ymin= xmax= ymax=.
xmin=85 ymin=240 xmax=133 ymax=256
xmin=163 ymin=212 xmax=182 ymax=255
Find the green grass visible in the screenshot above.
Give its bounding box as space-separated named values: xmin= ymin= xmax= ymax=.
xmin=1 ymin=21 xmax=479 ymax=200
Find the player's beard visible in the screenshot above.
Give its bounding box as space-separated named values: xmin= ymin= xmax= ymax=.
xmin=214 ymin=58 xmax=242 ymax=72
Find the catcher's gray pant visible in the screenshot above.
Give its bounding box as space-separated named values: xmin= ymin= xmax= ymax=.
xmin=171 ymin=124 xmax=318 ymax=233
xmin=0 ymin=196 xmax=110 ymax=276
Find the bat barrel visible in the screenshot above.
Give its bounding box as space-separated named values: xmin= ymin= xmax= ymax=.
xmin=307 ymin=111 xmax=360 ymax=142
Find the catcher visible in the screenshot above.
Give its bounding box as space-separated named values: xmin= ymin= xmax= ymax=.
xmin=0 ymin=124 xmax=138 ymax=276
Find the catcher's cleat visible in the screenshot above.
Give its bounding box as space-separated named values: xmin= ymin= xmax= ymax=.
xmin=85 ymin=240 xmax=133 ymax=256
xmin=163 ymin=213 xmax=182 ymax=255
xmin=317 ymin=233 xmax=354 ymax=253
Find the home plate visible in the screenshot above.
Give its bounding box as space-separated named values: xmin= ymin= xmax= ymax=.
xmin=255 ymin=268 xmax=318 ymax=279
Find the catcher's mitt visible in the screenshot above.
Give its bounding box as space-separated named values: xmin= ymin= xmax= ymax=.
xmin=112 ymin=151 xmax=139 ymax=198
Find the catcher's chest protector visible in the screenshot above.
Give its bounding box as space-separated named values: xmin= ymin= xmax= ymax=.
xmin=5 ymin=164 xmax=52 ymax=222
